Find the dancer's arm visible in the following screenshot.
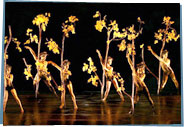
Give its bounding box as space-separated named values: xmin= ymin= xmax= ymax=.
xmin=25 ymin=46 xmax=37 ymax=61
xmin=96 ymin=49 xmax=104 ymax=68
xmin=48 ymin=61 xmax=61 ymax=71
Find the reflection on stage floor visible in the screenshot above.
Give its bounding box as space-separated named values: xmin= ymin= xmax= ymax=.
xmin=3 ymin=91 xmax=181 ymax=125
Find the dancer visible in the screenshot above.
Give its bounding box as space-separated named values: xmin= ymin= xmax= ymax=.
xmin=126 ymin=49 xmax=154 ymax=110
xmin=3 ymin=64 xmax=24 ymax=113
xmin=25 ymin=46 xmax=57 ymax=98
xmin=148 ymin=46 xmax=179 ymax=92
xmin=96 ymin=49 xmax=125 ymax=102
xmin=50 ymin=59 xmax=78 ymax=109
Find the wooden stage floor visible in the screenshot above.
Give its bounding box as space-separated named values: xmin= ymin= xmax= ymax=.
xmin=3 ymin=91 xmax=181 ymax=125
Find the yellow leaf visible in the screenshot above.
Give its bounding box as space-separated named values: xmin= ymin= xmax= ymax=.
xmin=24 ymin=39 xmax=31 ymax=45
xmin=109 ymin=20 xmax=116 ymax=26
xmin=118 ymin=39 xmax=126 ymax=52
xmin=154 ymin=40 xmax=158 ymax=44
xmin=154 ymin=32 xmax=162 ymax=40
xmin=26 ymin=28 xmax=33 ymax=36
xmin=82 ymin=63 xmax=88 ymax=72
xmin=68 ymin=16 xmax=79 ymax=23
xmin=93 ymin=11 xmax=100 ymax=18
xmin=128 ymin=25 xmax=135 ymax=33
xmin=140 ymin=44 xmax=144 ymax=49
xmin=45 ymin=38 xmax=60 ymax=54
xmin=4 ymin=36 xmax=8 ymax=44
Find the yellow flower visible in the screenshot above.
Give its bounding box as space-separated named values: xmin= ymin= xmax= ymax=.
xmin=26 ymin=28 xmax=33 ymax=36
xmin=137 ymin=17 xmax=145 ymax=24
xmin=174 ymin=35 xmax=180 ymax=41
xmin=82 ymin=63 xmax=89 ymax=72
xmin=87 ymin=57 xmax=93 ymax=66
xmin=140 ymin=44 xmax=144 ymax=49
xmin=113 ymin=24 xmax=119 ymax=32
xmin=90 ymin=65 xmax=97 ymax=72
xmin=24 ymin=65 xmax=32 ymax=80
xmin=68 ymin=16 xmax=79 ymax=23
xmin=93 ymin=11 xmax=100 ymax=18
xmin=109 ymin=20 xmax=116 ymax=26
xmin=12 ymin=38 xmax=22 ymax=52
xmin=87 ymin=75 xmax=99 ymax=87
xmin=24 ymin=39 xmax=31 ymax=45
xmin=154 ymin=32 xmax=163 ymax=40
xmin=113 ymin=31 xmax=122 ymax=38
xmin=32 ymin=13 xmax=50 ymax=31
xmin=163 ymin=16 xmax=171 ymax=25
xmin=4 ymin=36 xmax=8 ymax=44
xmin=33 ymin=35 xmax=38 ymax=43
xmin=128 ymin=34 xmax=136 ymax=41
xmin=45 ymin=38 xmax=60 ymax=54
xmin=68 ymin=25 xmax=75 ymax=34
xmin=118 ymin=39 xmax=126 ymax=52
xmin=154 ymin=40 xmax=158 ymax=44
xmin=95 ymin=20 xmax=105 ymax=32
xmin=62 ymin=16 xmax=78 ymax=37
xmin=128 ymin=25 xmax=135 ymax=33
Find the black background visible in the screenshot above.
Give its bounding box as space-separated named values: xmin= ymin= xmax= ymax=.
xmin=4 ymin=2 xmax=181 ymax=95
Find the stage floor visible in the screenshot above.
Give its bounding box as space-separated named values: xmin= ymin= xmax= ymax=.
xmin=3 ymin=91 xmax=181 ymax=125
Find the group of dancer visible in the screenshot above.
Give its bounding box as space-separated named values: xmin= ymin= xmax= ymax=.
xmin=3 ymin=42 xmax=179 ymax=113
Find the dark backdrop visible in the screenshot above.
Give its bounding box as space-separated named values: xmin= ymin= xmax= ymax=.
xmin=4 ymin=2 xmax=180 ymax=95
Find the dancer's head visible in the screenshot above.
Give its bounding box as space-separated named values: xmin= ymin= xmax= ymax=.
xmin=63 ymin=59 xmax=71 ymax=70
xmin=162 ymin=50 xmax=168 ymax=59
xmin=40 ymin=51 xmax=48 ymax=61
xmin=136 ymin=62 xmax=145 ymax=74
xmin=107 ymin=56 xmax=113 ymax=65
xmin=6 ymin=64 xmax=12 ymax=74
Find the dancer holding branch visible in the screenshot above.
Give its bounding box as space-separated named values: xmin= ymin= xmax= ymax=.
xmin=126 ymin=46 xmax=154 ymax=114
xmin=96 ymin=50 xmax=125 ymax=101
xmin=148 ymin=46 xmax=179 ymax=92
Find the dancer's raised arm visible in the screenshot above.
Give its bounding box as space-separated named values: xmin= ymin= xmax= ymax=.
xmin=96 ymin=49 xmax=104 ymax=67
xmin=25 ymin=46 xmax=37 ymax=61
xmin=48 ymin=61 xmax=61 ymax=71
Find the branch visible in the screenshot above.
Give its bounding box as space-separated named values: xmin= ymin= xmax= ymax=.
xmin=141 ymin=47 xmax=158 ymax=80
xmin=94 ymin=71 xmax=103 ymax=87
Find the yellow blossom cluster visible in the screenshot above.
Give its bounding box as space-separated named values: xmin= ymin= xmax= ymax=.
xmin=24 ymin=65 xmax=32 ymax=80
xmin=4 ymin=36 xmax=8 ymax=44
xmin=162 ymin=16 xmax=175 ymax=26
xmin=95 ymin=20 xmax=106 ymax=32
xmin=127 ymin=24 xmax=140 ymax=41
xmin=93 ymin=11 xmax=128 ymax=41
xmin=166 ymin=30 xmax=180 ymax=43
xmin=83 ymin=57 xmax=97 ymax=74
xmin=114 ymin=72 xmax=125 ymax=91
xmin=140 ymin=43 xmax=144 ymax=49
xmin=12 ymin=38 xmax=22 ymax=52
xmin=118 ymin=39 xmax=127 ymax=52
xmin=45 ymin=38 xmax=60 ymax=54
xmin=32 ymin=12 xmax=50 ymax=32
xmin=24 ymin=28 xmax=38 ymax=44
xmin=154 ymin=16 xmax=180 ymax=44
xmin=83 ymin=57 xmax=99 ymax=87
xmin=127 ymin=43 xmax=136 ymax=55
xmin=87 ymin=75 xmax=99 ymax=87
xmin=62 ymin=16 xmax=79 ymax=38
